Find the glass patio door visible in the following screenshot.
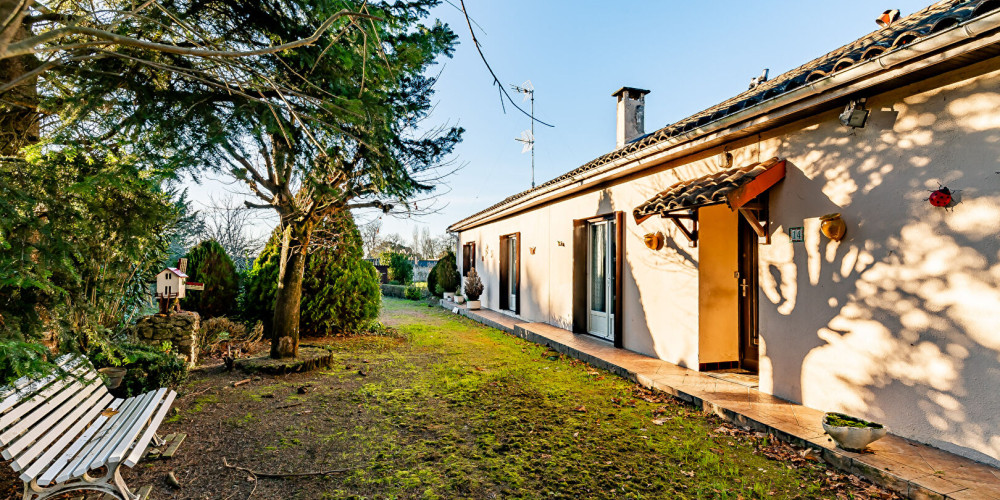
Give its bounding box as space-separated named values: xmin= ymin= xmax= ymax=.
xmin=508 ymin=234 xmax=518 ymax=309
xmin=588 ymin=220 xmax=615 ymax=341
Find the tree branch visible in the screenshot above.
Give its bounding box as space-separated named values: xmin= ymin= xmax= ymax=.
xmin=2 ymin=9 xmax=382 ymax=60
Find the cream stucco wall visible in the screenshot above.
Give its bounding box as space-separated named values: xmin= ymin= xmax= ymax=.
xmin=456 ymin=57 xmax=1000 ymax=465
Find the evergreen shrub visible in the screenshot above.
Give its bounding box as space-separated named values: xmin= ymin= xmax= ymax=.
xmin=241 ymin=213 xmax=381 ymax=336
xmin=301 ymin=214 xmax=381 ymax=336
xmin=181 ymin=240 xmax=239 ymax=317
xmin=404 ymin=285 xmax=422 ymax=300
xmin=89 ymin=342 xmax=188 ymax=397
xmin=434 ymin=251 xmax=460 ymax=294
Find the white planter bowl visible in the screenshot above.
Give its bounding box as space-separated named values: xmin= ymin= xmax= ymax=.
xmin=455 ymin=296 xmax=466 ymax=304
xmin=443 ymin=292 xmax=455 ymax=300
xmin=822 ymin=412 xmax=887 ymax=452
xmin=467 ymin=300 xmax=481 ymax=310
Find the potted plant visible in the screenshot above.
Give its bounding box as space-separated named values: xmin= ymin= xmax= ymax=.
xmin=464 ymin=268 xmax=484 ymax=310
xmin=98 ymin=366 xmax=128 ymax=389
xmin=822 ymin=412 xmax=887 ymax=452
xmin=454 ymin=285 xmax=466 ymax=304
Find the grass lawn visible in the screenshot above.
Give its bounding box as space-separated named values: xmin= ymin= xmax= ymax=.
xmin=117 ymin=298 xmax=892 ymax=499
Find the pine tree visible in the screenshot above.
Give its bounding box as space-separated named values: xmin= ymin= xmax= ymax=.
xmin=242 ymin=231 xmax=281 ymax=331
xmin=301 ymin=213 xmax=381 ymax=336
xmin=181 ymin=240 xmax=239 ymax=318
xmin=243 ymin=214 xmax=381 ymax=337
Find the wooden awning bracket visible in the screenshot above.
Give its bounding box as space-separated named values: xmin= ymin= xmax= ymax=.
xmin=738 ymin=208 xmax=771 ymax=245
xmin=662 ymin=212 xmax=698 ymax=248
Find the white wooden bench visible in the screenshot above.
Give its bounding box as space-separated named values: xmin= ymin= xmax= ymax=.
xmin=0 ymin=355 xmax=177 ymax=500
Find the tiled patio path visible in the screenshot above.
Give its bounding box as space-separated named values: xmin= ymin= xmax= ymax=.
xmin=443 ymin=300 xmax=1000 ymax=500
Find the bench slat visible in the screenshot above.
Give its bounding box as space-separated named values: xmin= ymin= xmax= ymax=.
xmin=66 ymin=391 xmax=157 ymax=480
xmin=0 ymin=358 xmax=88 ymax=418
xmin=0 ymin=355 xmax=76 ymax=403
xmin=0 ymin=372 xmax=101 ymax=451
xmin=36 ymin=397 xmax=123 ymax=486
xmin=9 ymin=387 xmax=109 ymax=469
xmin=107 ymin=388 xmax=168 ymax=464
xmin=47 ymin=398 xmax=136 ymax=484
xmin=123 ymin=390 xmax=176 ymax=467
xmin=16 ymin=393 xmax=114 ymax=481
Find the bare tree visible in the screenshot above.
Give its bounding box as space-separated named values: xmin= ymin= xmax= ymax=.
xmin=196 ymin=195 xmax=268 ymax=271
xmin=359 ymin=218 xmax=382 ymax=259
xmin=420 ymin=227 xmax=434 ymax=260
xmin=411 ymin=226 xmax=421 ymax=259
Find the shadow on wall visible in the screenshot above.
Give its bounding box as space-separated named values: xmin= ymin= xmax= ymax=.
xmin=760 ymin=76 xmax=1000 ymax=465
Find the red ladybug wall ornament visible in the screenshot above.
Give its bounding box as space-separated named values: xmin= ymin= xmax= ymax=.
xmin=929 ymin=186 xmax=952 ymax=207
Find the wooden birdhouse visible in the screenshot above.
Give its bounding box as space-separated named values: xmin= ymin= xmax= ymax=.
xmin=156 ymin=267 xmax=189 ymax=300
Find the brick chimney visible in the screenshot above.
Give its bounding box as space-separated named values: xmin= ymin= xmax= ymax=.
xmin=613 ymin=86 xmax=650 ymax=148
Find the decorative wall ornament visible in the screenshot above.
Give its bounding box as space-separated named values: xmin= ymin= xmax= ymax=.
xmin=557 ymin=241 xmax=566 ymax=247
xmin=529 ymin=246 xmax=537 ymax=255
xmin=643 ymin=232 xmax=665 ymax=250
xmin=929 ymin=186 xmax=952 ymax=207
xmin=820 ymin=213 xmax=847 ymax=241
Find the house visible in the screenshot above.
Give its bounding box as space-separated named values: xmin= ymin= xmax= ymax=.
xmin=413 ymin=259 xmax=439 ymax=282
xmin=155 ymin=267 xmax=188 ymax=299
xmin=449 ymin=0 xmax=1000 ymax=467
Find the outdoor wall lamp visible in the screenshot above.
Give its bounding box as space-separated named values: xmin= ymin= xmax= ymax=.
xmin=839 ymin=98 xmax=869 ymax=128
xmin=820 ymin=213 xmax=847 ymax=242
xmin=643 ymin=232 xmax=664 ymax=250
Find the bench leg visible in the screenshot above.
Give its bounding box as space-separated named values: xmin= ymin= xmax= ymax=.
xmin=22 ymin=462 xmax=138 ymax=500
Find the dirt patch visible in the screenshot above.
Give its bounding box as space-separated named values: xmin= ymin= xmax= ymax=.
xmin=235 ymin=346 xmax=337 ymax=375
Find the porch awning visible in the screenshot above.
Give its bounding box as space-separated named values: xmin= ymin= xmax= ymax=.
xmin=633 ymin=157 xmax=786 ymax=224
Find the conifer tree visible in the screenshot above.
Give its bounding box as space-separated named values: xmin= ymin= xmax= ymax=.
xmin=181 ymin=240 xmax=239 ymax=318
xmin=301 ymin=213 xmax=380 ymax=335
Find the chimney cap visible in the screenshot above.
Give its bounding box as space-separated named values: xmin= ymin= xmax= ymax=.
xmin=612 ymin=86 xmax=651 ymax=98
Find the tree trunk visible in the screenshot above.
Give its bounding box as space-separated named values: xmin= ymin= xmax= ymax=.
xmin=0 ymin=18 xmax=39 ymax=156
xmin=270 ymin=220 xmax=311 ymax=358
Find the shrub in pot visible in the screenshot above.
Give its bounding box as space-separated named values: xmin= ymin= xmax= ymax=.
xmin=464 ymin=268 xmax=484 ymax=310
xmin=822 ymin=412 xmax=887 ymax=452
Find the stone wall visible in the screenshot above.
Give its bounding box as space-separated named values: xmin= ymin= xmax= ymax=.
xmin=135 ymin=311 xmax=200 ymax=365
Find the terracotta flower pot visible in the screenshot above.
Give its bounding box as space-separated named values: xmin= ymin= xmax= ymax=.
xmin=98 ymin=367 xmax=128 ymax=389
xmin=822 ymin=412 xmax=887 ymax=452
xmin=820 ymin=213 xmax=847 ymax=241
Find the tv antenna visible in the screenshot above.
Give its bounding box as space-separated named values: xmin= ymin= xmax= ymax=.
xmin=511 ymin=80 xmax=536 ymax=188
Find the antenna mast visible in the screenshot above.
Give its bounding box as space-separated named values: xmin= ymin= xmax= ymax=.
xmin=512 ymin=80 xmax=536 ymax=188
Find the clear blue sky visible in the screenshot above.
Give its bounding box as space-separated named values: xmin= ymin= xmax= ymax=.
xmin=186 ymin=0 xmax=936 ymax=243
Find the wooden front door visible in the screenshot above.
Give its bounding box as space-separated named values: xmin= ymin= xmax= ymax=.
xmin=737 ymin=216 xmax=760 ymax=372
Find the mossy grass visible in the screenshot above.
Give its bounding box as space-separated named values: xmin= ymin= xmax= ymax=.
xmin=142 ymin=299 xmax=891 ymax=499
xmin=825 ymin=412 xmax=884 ymax=429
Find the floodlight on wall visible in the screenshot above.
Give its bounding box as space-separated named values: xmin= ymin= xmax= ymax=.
xmin=839 ymin=98 xmax=870 ymax=128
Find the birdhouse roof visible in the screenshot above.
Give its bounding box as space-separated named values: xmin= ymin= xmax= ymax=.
xmin=163 ymin=267 xmax=189 ymax=278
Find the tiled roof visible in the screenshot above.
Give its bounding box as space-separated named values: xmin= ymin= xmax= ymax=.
xmin=632 ymin=157 xmax=782 ymax=222
xmin=453 ymin=0 xmax=996 ymax=229
xmin=165 ymin=267 xmax=188 ymax=278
